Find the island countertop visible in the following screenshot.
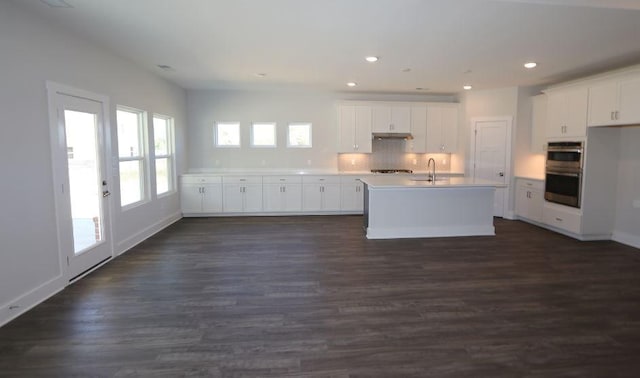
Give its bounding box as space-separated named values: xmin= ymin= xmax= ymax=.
xmin=360 ymin=176 xmax=506 ymax=189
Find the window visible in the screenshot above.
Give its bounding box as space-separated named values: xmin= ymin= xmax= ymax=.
xmin=116 ymin=107 xmax=147 ymax=207
xmin=215 ymin=122 xmax=240 ymax=147
xmin=153 ymin=115 xmax=175 ymax=196
xmin=251 ymin=122 xmax=277 ymax=147
xmin=288 ymin=123 xmax=312 ymax=148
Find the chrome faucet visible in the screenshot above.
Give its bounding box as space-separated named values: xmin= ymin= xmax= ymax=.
xmin=427 ymin=158 xmax=436 ymax=182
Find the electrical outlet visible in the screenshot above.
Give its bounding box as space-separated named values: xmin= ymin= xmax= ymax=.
xmin=633 ymin=199 xmax=640 ymax=208
xmin=351 ymin=159 xmax=356 ymax=166
xmin=412 ymin=159 xmax=417 ymax=165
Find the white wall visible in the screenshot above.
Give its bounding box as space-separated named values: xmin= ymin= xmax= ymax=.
xmin=515 ymin=86 xmax=546 ymax=179
xmin=187 ymin=89 xmax=456 ymax=172
xmin=0 ymin=2 xmax=187 ymax=326
xmin=613 ymin=126 xmax=640 ymax=247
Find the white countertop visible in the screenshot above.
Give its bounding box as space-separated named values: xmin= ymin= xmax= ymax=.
xmin=360 ymin=176 xmax=506 ymax=189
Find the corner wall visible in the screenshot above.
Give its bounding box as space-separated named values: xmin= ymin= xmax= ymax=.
xmin=0 ymin=1 xmax=187 ymax=326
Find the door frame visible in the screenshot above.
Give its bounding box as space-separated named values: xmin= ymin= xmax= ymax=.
xmin=469 ymin=116 xmax=514 ymax=219
xmin=46 ymin=81 xmax=115 ymax=282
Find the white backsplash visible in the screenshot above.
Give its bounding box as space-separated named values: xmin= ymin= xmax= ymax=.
xmin=338 ymin=139 xmax=452 ymax=172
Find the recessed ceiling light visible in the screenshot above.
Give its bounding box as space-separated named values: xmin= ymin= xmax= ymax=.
xmin=40 ymin=0 xmax=73 ymax=7
xmin=365 ymin=56 xmax=379 ymax=63
xmin=524 ymin=62 xmax=538 ymax=69
xmin=463 ymin=85 xmax=473 ymax=90
xmin=347 ymin=82 xmax=357 ymax=87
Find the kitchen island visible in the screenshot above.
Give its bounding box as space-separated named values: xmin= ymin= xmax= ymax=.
xmin=360 ymin=176 xmax=505 ymax=239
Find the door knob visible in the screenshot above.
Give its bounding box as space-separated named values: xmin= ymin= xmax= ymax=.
xmin=102 ymin=190 xmax=111 ymax=197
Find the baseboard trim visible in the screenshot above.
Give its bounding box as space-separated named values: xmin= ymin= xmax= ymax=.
xmin=612 ymin=231 xmax=640 ymax=250
xmin=116 ymin=211 xmax=182 ymax=256
xmin=0 ymin=274 xmax=66 ymax=328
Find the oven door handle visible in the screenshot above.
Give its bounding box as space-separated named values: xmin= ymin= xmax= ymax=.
xmin=546 ymin=170 xmax=581 ymax=177
xmin=547 ymin=148 xmax=583 ymax=153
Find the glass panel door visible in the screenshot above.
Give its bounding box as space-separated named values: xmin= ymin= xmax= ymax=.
xmin=64 ymin=110 xmax=104 ymax=254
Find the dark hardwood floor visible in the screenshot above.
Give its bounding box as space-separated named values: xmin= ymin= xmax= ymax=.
xmin=2 ymin=216 xmax=640 ymax=377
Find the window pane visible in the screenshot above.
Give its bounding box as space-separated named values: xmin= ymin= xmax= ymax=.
xmin=288 ymin=123 xmax=312 ymax=147
xmin=156 ymin=157 xmax=170 ymax=195
xmin=216 ymin=122 xmax=240 ymax=147
xmin=117 ymin=109 xmax=142 ymax=158
xmin=119 ymin=160 xmax=143 ymax=206
xmin=153 ymin=117 xmax=169 ymax=155
xmin=251 ymin=123 xmax=276 ymax=147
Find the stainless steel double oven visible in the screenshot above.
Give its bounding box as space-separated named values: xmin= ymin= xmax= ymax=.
xmin=545 ymin=141 xmax=584 ymax=208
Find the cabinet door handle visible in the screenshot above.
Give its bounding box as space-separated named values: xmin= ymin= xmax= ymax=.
xmin=283 ymin=186 xmax=286 ymax=193
xmin=615 ymin=110 xmax=619 ymax=120
xmin=555 ymin=217 xmax=563 ymax=222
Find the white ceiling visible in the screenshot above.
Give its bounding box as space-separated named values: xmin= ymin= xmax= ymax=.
xmin=14 ymin=0 xmax=640 ymax=94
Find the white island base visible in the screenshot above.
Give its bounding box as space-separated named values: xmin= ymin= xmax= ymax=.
xmin=362 ymin=177 xmax=499 ymax=239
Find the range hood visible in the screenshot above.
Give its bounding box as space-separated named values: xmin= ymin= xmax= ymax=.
xmin=372 ymin=132 xmax=413 ymax=140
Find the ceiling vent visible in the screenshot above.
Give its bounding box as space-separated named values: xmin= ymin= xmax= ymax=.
xmin=40 ymin=0 xmax=73 ymax=8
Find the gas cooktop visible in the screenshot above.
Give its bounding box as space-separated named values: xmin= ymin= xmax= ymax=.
xmin=371 ymin=169 xmax=413 ymax=174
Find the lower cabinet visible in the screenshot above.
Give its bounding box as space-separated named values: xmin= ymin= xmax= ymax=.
xmin=340 ymin=175 xmax=365 ymax=212
xmin=515 ymin=178 xmax=543 ymax=223
xmin=180 ymin=175 xmax=223 ymax=214
xmin=542 ymin=202 xmax=582 ymax=235
xmin=262 ymin=176 xmax=302 ymax=212
xmin=302 ymin=175 xmax=341 ymax=212
xmin=222 ymin=176 xmax=263 ymax=213
xmin=181 ymin=173 xmax=369 ymax=216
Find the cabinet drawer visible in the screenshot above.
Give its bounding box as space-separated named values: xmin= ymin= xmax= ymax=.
xmin=222 ymin=176 xmax=262 ymax=184
xmin=340 ymin=175 xmax=369 ymax=184
xmin=262 ymin=175 xmax=302 ymax=184
xmin=543 ymin=204 xmax=581 ymax=234
xmin=302 ymin=175 xmax=341 ymax=184
xmin=517 ymin=178 xmax=544 ymax=191
xmin=181 ymin=175 xmax=222 ymax=184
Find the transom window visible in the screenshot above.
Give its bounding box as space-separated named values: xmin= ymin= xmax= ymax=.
xmin=251 ymin=122 xmax=277 ymax=147
xmin=215 ymin=122 xmax=241 ymax=147
xmin=288 ymin=123 xmax=312 ymax=148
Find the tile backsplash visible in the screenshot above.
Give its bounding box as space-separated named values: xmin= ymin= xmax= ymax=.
xmin=338 ymin=139 xmax=452 ymax=172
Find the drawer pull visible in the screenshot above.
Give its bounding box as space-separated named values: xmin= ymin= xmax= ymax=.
xmin=555 ymin=217 xmax=563 ymax=222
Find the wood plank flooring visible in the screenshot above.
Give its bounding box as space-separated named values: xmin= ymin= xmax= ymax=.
xmin=2 ymin=216 xmax=640 ymax=377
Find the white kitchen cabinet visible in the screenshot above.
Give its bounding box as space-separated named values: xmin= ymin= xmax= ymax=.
xmin=426 ymin=104 xmax=458 ymax=153
xmin=340 ymin=175 xmax=365 ymax=212
xmin=588 ymin=74 xmax=640 ymax=127
xmin=405 ymin=105 xmax=428 ymax=153
xmin=262 ymin=176 xmax=302 ymax=212
xmin=338 ymin=104 xmax=372 ymax=153
xmin=543 ymin=202 xmax=582 ymax=235
xmin=181 ymin=175 xmax=223 ymax=214
xmin=302 ymin=175 xmax=341 ymax=212
xmin=222 ymin=176 xmax=262 ymax=213
xmin=546 ymin=86 xmax=588 ymax=138
xmin=515 ymin=178 xmax=543 ymax=223
xmin=372 ymin=104 xmax=411 ymax=133
xmin=531 ymin=94 xmax=547 ymax=153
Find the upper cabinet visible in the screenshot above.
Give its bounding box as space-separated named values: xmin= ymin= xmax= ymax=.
xmin=372 ymin=104 xmax=411 ymax=133
xmin=546 ymin=86 xmax=588 ymax=139
xmin=338 ymin=104 xmax=372 ymax=153
xmin=531 ymin=94 xmax=547 ymax=153
xmin=426 ymin=104 xmax=459 ymax=153
xmin=588 ymin=74 xmax=640 ymax=127
xmin=406 ymin=105 xmax=428 ymax=153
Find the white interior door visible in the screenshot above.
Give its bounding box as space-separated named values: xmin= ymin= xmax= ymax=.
xmin=48 ymin=83 xmax=113 ymax=281
xmin=472 ymin=118 xmax=511 ymax=217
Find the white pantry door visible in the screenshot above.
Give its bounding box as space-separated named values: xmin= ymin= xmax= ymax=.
xmin=48 ymin=83 xmax=113 ymax=281
xmin=471 ymin=117 xmax=512 ymax=217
